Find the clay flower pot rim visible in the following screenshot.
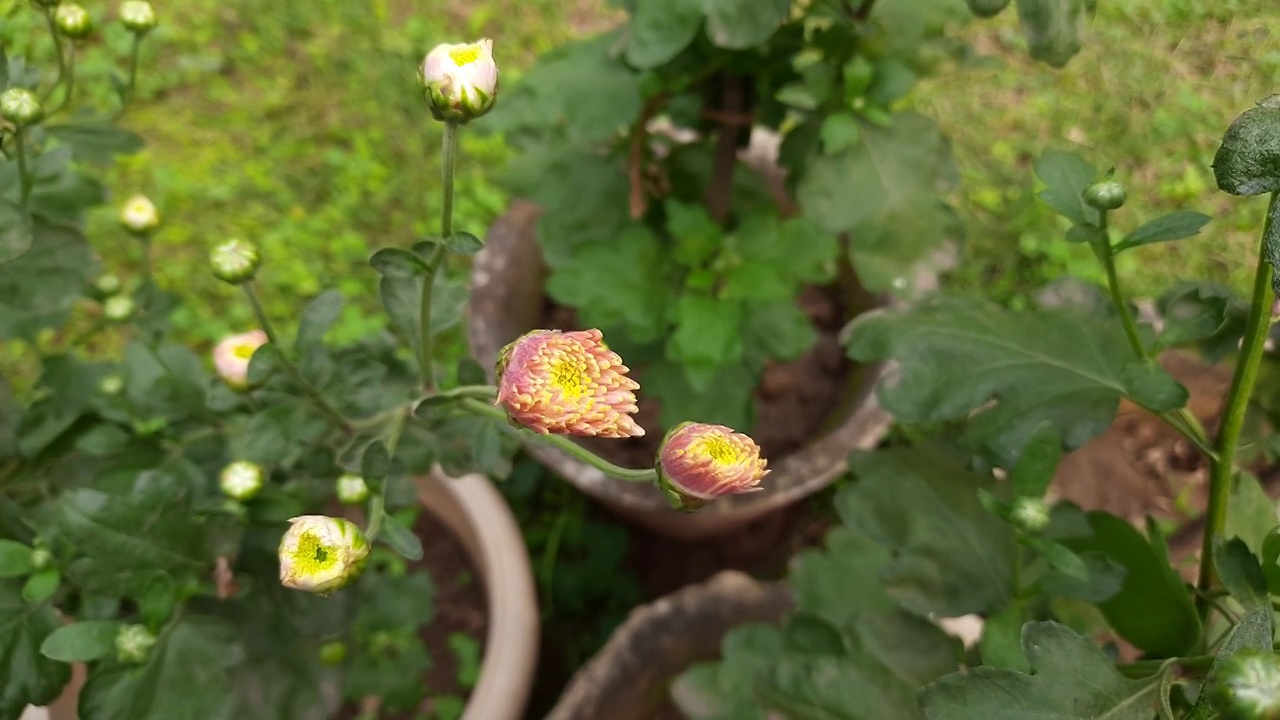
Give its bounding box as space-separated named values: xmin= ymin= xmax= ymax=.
xmin=34 ymin=471 xmax=539 ymax=720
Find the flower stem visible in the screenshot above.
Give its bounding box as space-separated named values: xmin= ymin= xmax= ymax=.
xmin=242 ymin=283 xmax=353 ymax=433
xmin=1095 ymin=213 xmax=1214 ymax=456
xmin=458 ymin=397 xmax=657 ymax=482
xmin=50 ymin=45 xmax=77 ymax=115
xmin=15 ymin=129 xmax=31 ymax=210
xmin=127 ymin=35 xmax=141 ymax=96
xmin=40 ymin=9 xmax=66 ymax=104
xmin=417 ymin=120 xmax=459 ymax=391
xmin=1196 ymin=190 xmax=1280 ymax=623
xmin=364 ymin=406 xmax=409 ymax=542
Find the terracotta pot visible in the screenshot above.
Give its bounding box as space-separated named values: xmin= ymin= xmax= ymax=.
xmin=34 ymin=472 xmax=539 ymax=720
xmin=468 ymin=200 xmax=936 ymax=540
xmin=546 ymin=570 xmax=793 ymax=720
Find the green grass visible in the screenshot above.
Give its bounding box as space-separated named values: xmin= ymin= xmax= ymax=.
xmin=917 ymin=0 xmax=1280 ymax=307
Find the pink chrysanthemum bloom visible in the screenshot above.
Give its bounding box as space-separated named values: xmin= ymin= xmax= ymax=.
xmin=656 ymin=422 xmax=769 ymax=511
xmin=495 ymin=329 xmax=644 ymax=438
xmin=212 ymin=330 xmax=268 ymax=391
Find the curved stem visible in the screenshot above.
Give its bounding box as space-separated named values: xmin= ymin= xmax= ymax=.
xmin=432 ymin=384 xmax=496 ymax=402
xmin=50 ymin=45 xmax=77 ymax=115
xmin=364 ymin=406 xmax=409 ymax=542
xmin=242 ymin=283 xmax=353 ymax=433
xmin=15 ymin=128 xmax=31 ymax=210
xmin=417 ymin=120 xmax=459 ymax=391
xmin=1196 ymin=190 xmax=1280 ymax=622
xmin=458 ymin=398 xmax=657 ymax=482
xmin=40 ymin=9 xmax=66 ymax=104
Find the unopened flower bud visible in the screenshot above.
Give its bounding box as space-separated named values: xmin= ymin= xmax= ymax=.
xmin=1213 ymin=648 xmax=1280 ymax=720
xmin=115 ymin=624 xmax=157 ymax=664
xmin=54 ymin=3 xmax=92 ymax=39
xmin=1010 ymin=496 xmax=1051 ymax=533
xmin=0 ymin=88 xmax=42 ymax=127
xmin=119 ymin=0 xmax=156 ymax=34
xmin=656 ymin=422 xmax=768 ymax=512
xmin=335 ymin=473 xmax=369 ymax=505
xmin=29 ymin=547 xmax=53 ymax=571
xmin=120 ymin=194 xmax=160 ymax=234
xmin=212 ymin=330 xmax=268 ymax=391
xmin=1083 ymin=180 xmax=1127 ymax=211
xmin=319 ymin=640 xmax=347 ymax=665
xmin=421 ymin=39 xmax=498 ymax=123
xmin=99 ymin=374 xmax=124 ymax=396
xmin=92 ymin=273 xmax=122 ymax=297
xmin=219 ymin=461 xmax=264 ymax=501
xmin=102 ymin=295 xmax=135 ymax=323
xmin=495 ymin=328 xmax=644 ymax=438
xmin=210 ymin=238 xmax=260 ymax=285
xmin=278 ymin=516 xmax=370 ymax=594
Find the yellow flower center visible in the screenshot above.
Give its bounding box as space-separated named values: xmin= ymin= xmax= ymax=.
xmin=549 ymin=358 xmax=586 ymax=399
xmin=290 ymin=532 xmax=338 ymax=575
xmin=231 ymin=342 xmax=257 ymax=360
xmin=449 ymin=45 xmax=481 ymax=66
xmin=693 ymin=435 xmax=740 ymax=465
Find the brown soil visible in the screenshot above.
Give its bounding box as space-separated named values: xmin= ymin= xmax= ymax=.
xmin=337 ymin=510 xmax=487 ymax=719
xmin=543 ymin=284 xmax=853 ymax=470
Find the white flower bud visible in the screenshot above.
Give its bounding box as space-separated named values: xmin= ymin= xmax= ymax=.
xmin=219 ymin=461 xmax=264 ymax=501
xmin=0 ymin=88 xmax=42 ymax=127
xmin=115 ymin=624 xmax=157 ymax=664
xmin=421 ymin=39 xmax=498 ymax=123
xmin=1010 ymin=496 xmax=1051 ymax=533
xmin=335 ymin=473 xmax=370 ymax=505
xmin=120 ymin=194 xmax=160 ymax=234
xmin=278 ymin=515 xmax=370 ymax=594
xmin=119 ymin=1 xmax=157 ymax=34
xmin=102 ymin=295 xmax=135 ymax=323
xmin=212 ymin=330 xmax=268 ymax=391
xmin=54 ymin=3 xmax=93 ymax=39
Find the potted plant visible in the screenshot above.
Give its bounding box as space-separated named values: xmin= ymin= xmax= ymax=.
xmin=553 ymin=95 xmax=1280 ymax=719
xmin=469 ymin=0 xmax=1098 ymax=539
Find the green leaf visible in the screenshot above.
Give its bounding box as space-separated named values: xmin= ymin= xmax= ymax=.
xmin=1057 ymin=511 xmax=1200 ymax=656
xmin=625 ymin=0 xmax=704 ymax=68
xmin=645 ymin=357 xmax=755 ymax=431
xmin=368 ymin=247 xmax=428 ymax=278
xmin=1119 ymin=361 xmax=1189 ymax=412
xmin=137 ymin=573 xmax=177 ymax=629
xmin=700 ymin=0 xmax=790 ymax=49
xmin=1034 ymin=149 xmax=1099 ymax=227
xmin=22 ymin=568 xmax=59 ymax=603
xmin=1113 ymin=211 xmax=1212 ymax=252
xmin=1009 ymin=422 xmax=1060 ymax=499
xmin=78 ymin=617 xmax=242 ymax=720
xmin=838 ymin=446 xmax=1015 ymax=616
xmin=1065 ymin=223 xmax=1106 ymax=244
xmin=742 ymin=300 xmax=818 ymax=365
xmin=799 ymin=113 xmax=960 ymax=294
xmin=672 ymin=625 xmax=781 ymax=720
xmin=41 ymin=620 xmax=122 ymax=662
xmin=668 ymin=294 xmax=745 ymax=368
xmin=377 ymin=516 xmax=424 ymax=561
xmin=356 ymin=570 xmax=434 ymax=632
xmin=919 ymin=622 xmax=1161 ymax=720
xmin=1156 ymin=282 xmax=1239 ymax=349
xmin=1263 ymin=528 xmax=1280 ymax=595
xmin=1026 ymin=537 xmax=1088 ymax=581
xmin=0 ymin=582 xmax=70 ymax=718
xmin=445 ymin=231 xmax=484 ymax=256
xmin=1014 ymin=0 xmax=1088 ymax=69
xmin=545 ymin=223 xmax=671 ymax=343
xmin=978 ymin=607 xmax=1029 ymax=672
xmin=667 ymin=200 xmax=722 ymax=268
xmin=456 ymin=357 xmax=486 ymax=386
xmin=360 ymin=440 xmax=392 ymax=482
xmin=1224 ymin=471 xmax=1278 ymax=555
xmin=295 ymin=289 xmax=343 ymax=352
xmin=0 ymin=540 xmax=32 ymax=578
xmin=1212 ymin=94 xmax=1280 ymax=197
xmin=0 ymin=199 xmax=33 ymax=264
xmin=379 ymin=275 xmax=423 ymax=352
xmin=1186 ymin=606 xmax=1275 ymax=718
xmin=46 ymin=122 xmax=144 ymax=165
xmin=820 ymin=112 xmax=861 ymax=154
xmin=790 ymin=526 xmax=896 ymax=626
xmin=1038 ymin=549 xmax=1127 ymax=603
xmin=1213 ymin=537 xmax=1270 ymax=610
xmin=846 ymin=295 xmax=1172 ymax=465
xmin=0 ymin=220 xmax=97 ymax=336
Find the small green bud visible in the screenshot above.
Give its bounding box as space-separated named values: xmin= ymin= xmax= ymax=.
xmin=29 ymin=547 xmax=53 ymax=571
xmin=102 ymin=294 xmax=136 ymax=323
xmin=130 ymin=416 xmax=167 ymax=436
xmin=0 ymin=88 xmax=43 ymax=127
xmin=115 ymin=624 xmax=157 ymax=664
xmin=210 ymin=239 xmax=261 ymax=285
xmin=1083 ymin=180 xmax=1127 ymax=211
xmin=219 ymin=461 xmax=265 ymax=501
xmin=318 ymin=640 xmax=347 ymax=665
xmin=119 ymin=0 xmax=156 ymax=34
xmin=92 ymin=273 xmax=122 ymax=297
xmin=98 ymin=374 xmax=125 ymax=396
xmin=335 ymin=473 xmax=370 ymax=505
xmin=54 ymin=3 xmax=93 ymax=39
xmin=1010 ymin=497 xmax=1050 ymax=533
xmin=1213 ymin=648 xmax=1280 ymax=720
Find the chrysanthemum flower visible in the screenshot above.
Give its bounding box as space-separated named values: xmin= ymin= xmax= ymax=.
xmin=278 ymin=516 xmax=370 ymax=594
xmin=212 ymin=330 xmax=268 ymax=391
xmin=421 ymin=38 xmax=498 ymax=123
xmin=656 ymin=422 xmax=768 ymax=511
xmin=495 ymin=328 xmax=644 ymax=438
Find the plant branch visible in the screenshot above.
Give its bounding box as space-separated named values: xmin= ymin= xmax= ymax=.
xmin=458 ymin=398 xmax=657 ymax=482
xmin=706 ymin=73 xmax=746 ymax=226
xmin=364 ymin=405 xmax=409 ymax=542
xmin=242 ymin=283 xmax=353 ymax=433
xmin=417 ymin=120 xmax=459 ymax=391
xmin=1196 ymin=190 xmax=1280 ymax=622
xmin=39 ymin=9 xmax=66 ymax=104
xmin=49 ymin=44 xmax=77 ymax=116
xmin=15 ymin=128 xmax=31 ymax=209
xmin=628 ymin=94 xmax=668 ymax=220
